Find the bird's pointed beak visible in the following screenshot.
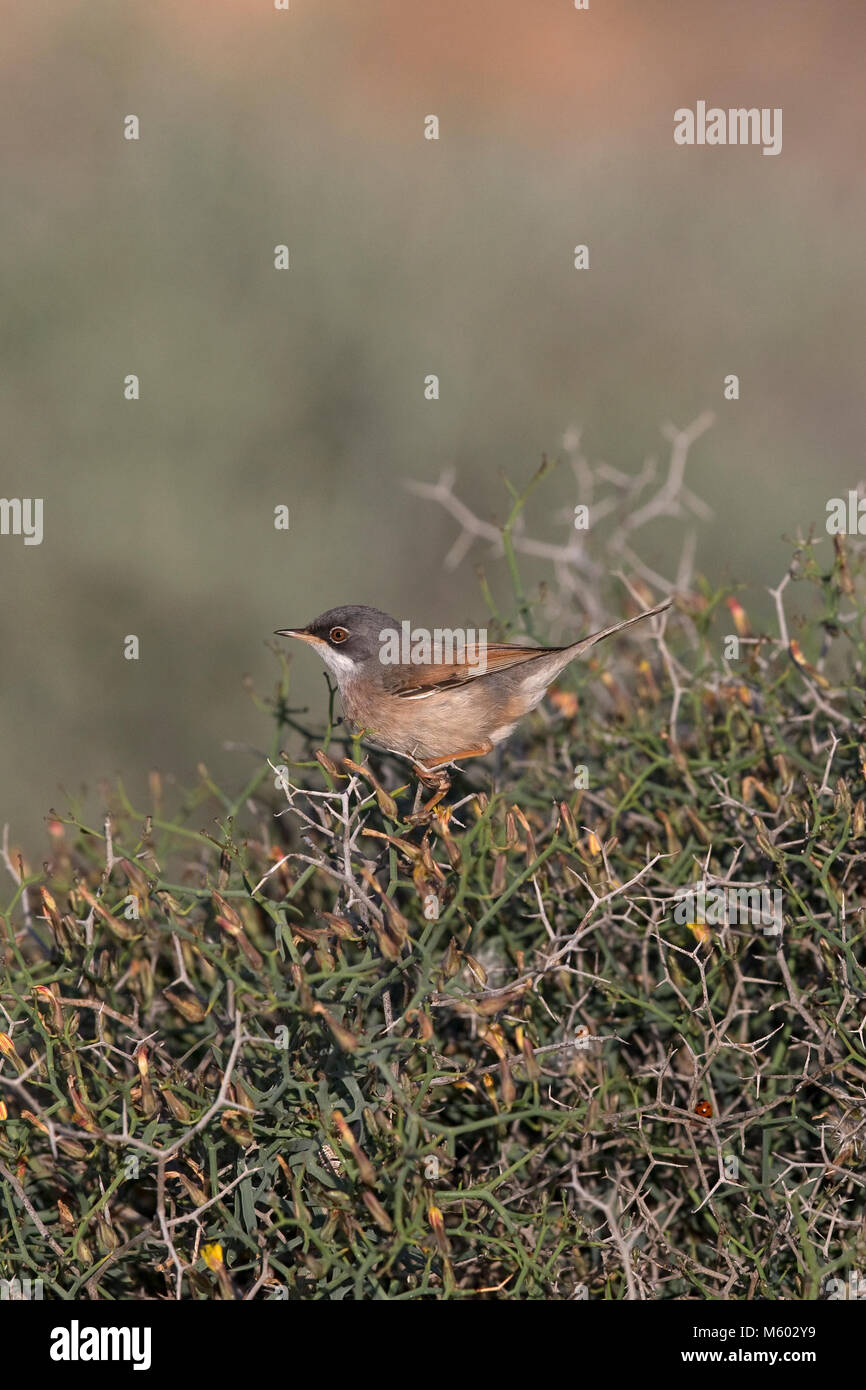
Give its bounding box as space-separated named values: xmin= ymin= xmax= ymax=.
xmin=274 ymin=627 xmax=325 ymax=646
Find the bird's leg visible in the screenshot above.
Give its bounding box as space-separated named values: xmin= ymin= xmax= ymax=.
xmin=426 ymin=742 xmax=493 ymax=768
xmin=405 ymin=751 xmax=450 ymax=788
xmin=406 ymin=745 xmax=492 ymax=809
xmin=380 ymin=745 xmax=451 ymax=811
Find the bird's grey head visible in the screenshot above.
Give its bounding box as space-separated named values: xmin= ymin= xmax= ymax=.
xmin=275 ymin=604 xmax=399 ymax=685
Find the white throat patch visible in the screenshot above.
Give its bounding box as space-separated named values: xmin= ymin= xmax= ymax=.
xmin=317 ymin=646 xmax=358 ymax=682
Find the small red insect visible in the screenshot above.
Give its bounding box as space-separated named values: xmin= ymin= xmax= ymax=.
xmin=694 ymin=1101 xmax=713 ymax=1118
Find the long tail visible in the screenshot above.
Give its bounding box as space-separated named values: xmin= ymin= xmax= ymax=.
xmin=566 ymin=597 xmax=672 ymax=658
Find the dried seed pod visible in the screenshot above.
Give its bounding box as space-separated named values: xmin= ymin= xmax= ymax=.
xmin=343 ymin=757 xmax=398 ymax=818
xmin=441 ymin=937 xmax=462 ymax=979
xmin=558 ymin=801 xmax=579 ymax=845
xmin=490 ymin=853 xmax=507 ymax=896
xmin=0 ymin=1032 xmax=26 ymax=1074
xmin=161 ymin=1088 xmax=192 ymax=1123
xmin=129 ymin=958 xmax=154 ymax=1011
xmin=463 ymin=951 xmax=488 ymax=985
xmin=515 ymin=1026 xmax=540 ymax=1082
xmin=33 ymin=985 xmax=64 ymax=1034
xmin=432 ymin=811 xmax=462 ymax=870
xmin=57 ymin=1199 xmax=76 ymax=1233
xmin=788 ymin=639 xmax=830 ymax=688
xmin=77 ymin=885 xmax=135 ymax=941
xmin=481 ymin=1072 xmax=499 ymax=1113
xmin=726 ymin=596 xmax=753 ymax=637
xmin=499 ymin=1056 xmax=516 ymax=1107
xmin=834 ymin=777 xmax=852 ymax=815
xmin=314 ymin=749 xmax=342 ymax=779
xmin=134 ymin=1045 xmax=158 ymax=1118
xmin=311 ymin=1002 xmax=358 ymax=1052
xmin=832 ymin=533 xmax=856 ymax=595
xmin=66 ymin=1074 xmax=98 ymax=1132
xmin=752 ymin=818 xmax=783 ymax=865
xmin=362 ymin=1190 xmax=393 ymax=1231
xmin=426 ymin=1204 xmax=449 ymax=1248
xmin=163 ymin=985 xmax=207 ymax=1023
xmin=362 ymin=829 xmax=422 ymax=863
xmin=96 ymin=1216 xmax=118 ymax=1255
xmin=474 ymin=982 xmax=531 ymax=1016
xmin=317 ymin=912 xmax=362 ymax=940
xmin=219 ymin=1110 xmax=255 ymax=1147
xmin=333 ymin=1111 xmax=376 ymax=1186
xmin=683 ymin=806 xmax=713 ymax=845
xmin=583 ymin=830 xmax=602 ymax=860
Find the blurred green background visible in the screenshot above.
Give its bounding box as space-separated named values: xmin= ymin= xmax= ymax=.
xmin=2 ymin=0 xmax=865 ymax=851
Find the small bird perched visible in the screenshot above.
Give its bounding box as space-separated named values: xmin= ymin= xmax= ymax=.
xmin=276 ymin=598 xmax=670 ymax=769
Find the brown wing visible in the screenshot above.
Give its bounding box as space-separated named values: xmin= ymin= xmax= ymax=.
xmin=385 ymin=599 xmax=671 ymax=701
xmin=386 ymin=643 xmax=563 ymax=700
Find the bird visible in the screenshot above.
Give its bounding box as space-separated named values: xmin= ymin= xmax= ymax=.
xmin=276 ymin=598 xmax=671 ymax=770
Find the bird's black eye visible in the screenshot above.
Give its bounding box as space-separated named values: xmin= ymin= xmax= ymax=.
xmin=329 ymin=626 xmax=349 ymax=644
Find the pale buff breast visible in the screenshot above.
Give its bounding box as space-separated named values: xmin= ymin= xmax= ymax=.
xmin=339 ymin=654 xmax=571 ymax=761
